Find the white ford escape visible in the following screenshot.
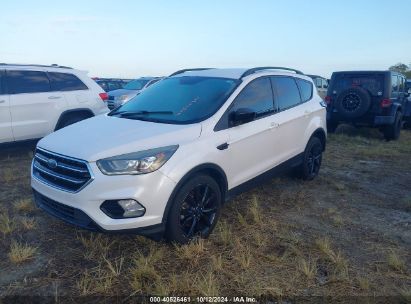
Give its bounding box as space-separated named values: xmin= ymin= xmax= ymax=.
xmin=31 ymin=67 xmax=327 ymax=244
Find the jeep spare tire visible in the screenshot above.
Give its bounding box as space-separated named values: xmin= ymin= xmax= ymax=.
xmin=335 ymin=87 xmax=371 ymax=119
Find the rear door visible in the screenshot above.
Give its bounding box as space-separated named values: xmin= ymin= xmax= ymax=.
xmin=48 ymin=72 xmax=90 ymax=108
xmin=7 ymin=70 xmax=66 ymax=141
xmin=0 ymin=70 xmax=13 ymax=143
xmin=270 ymin=76 xmax=311 ymax=161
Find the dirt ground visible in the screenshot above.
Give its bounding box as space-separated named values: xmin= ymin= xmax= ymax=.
xmin=0 ymin=127 xmax=410 ymax=303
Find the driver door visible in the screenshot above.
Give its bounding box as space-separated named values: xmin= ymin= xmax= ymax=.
xmin=216 ymin=77 xmax=279 ymax=188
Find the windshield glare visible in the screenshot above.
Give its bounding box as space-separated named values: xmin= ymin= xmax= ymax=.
xmin=124 ymin=79 xmax=150 ymax=90
xmin=111 ymin=76 xmax=239 ymax=124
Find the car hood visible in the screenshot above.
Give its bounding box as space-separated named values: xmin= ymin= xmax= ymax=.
xmin=37 ymin=115 xmax=202 ymax=162
xmin=108 ymin=89 xmax=139 ymax=97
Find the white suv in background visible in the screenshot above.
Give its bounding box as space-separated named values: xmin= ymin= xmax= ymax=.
xmin=31 ymin=67 xmax=327 ymax=244
xmin=0 ymin=64 xmax=108 ymax=144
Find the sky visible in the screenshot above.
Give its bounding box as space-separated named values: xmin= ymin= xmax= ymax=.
xmin=0 ymin=0 xmax=410 ymax=78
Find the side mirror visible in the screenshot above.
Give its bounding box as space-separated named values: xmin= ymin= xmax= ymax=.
xmin=229 ymin=108 xmax=256 ymax=126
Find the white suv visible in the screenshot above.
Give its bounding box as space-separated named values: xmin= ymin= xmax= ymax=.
xmin=31 ymin=67 xmax=327 ymax=244
xmin=0 ymin=64 xmax=108 ymax=144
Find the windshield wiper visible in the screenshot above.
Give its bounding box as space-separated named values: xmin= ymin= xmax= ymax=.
xmin=111 ymin=110 xmax=174 ymax=117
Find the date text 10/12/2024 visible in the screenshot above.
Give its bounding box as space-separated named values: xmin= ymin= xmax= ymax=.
xmin=149 ymin=296 xmax=257 ymax=303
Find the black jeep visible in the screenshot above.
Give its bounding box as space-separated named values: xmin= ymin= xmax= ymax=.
xmin=325 ymin=71 xmax=410 ymax=140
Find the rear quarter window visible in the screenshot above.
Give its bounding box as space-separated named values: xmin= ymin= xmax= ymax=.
xmin=296 ymin=79 xmax=313 ymax=102
xmin=49 ymin=72 xmax=88 ymax=91
xmin=332 ymin=74 xmax=384 ymax=96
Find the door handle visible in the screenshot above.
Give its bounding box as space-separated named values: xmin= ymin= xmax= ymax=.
xmin=48 ymin=96 xmax=62 ymax=100
xmin=217 ymin=143 xmax=229 ymax=150
xmin=0 ymin=100 xmax=5 ymax=104
xmin=304 ymin=110 xmax=312 ymax=116
xmin=269 ymin=122 xmax=280 ymax=129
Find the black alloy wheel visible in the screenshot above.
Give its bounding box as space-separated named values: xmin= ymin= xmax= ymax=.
xmin=166 ymin=174 xmax=221 ymax=244
xmin=300 ymin=136 xmax=323 ymax=180
xmin=179 ymin=184 xmax=218 ymax=238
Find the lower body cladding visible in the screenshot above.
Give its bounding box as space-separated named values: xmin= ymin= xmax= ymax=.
xmin=31 ymin=163 xmax=177 ymax=240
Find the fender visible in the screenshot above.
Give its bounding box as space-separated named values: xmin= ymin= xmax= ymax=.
xmin=161 ymin=163 xmax=228 ymax=225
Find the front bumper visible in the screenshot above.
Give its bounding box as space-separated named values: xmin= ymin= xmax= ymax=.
xmin=31 ymin=161 xmax=177 ymax=233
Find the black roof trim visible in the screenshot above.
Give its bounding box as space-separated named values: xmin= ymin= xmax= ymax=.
xmin=241 ymin=66 xmax=303 ymax=78
xmin=0 ymin=63 xmax=73 ymax=69
xmin=168 ymin=68 xmax=214 ymax=77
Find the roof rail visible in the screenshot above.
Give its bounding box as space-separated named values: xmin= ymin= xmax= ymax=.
xmin=168 ymin=68 xmax=213 ymax=77
xmin=241 ymin=66 xmax=303 ymax=78
xmin=0 ymin=63 xmax=73 ymax=69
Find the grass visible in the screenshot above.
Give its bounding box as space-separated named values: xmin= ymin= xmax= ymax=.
xmin=387 ymin=250 xmax=406 ymax=273
xmin=0 ymin=212 xmax=16 ymax=236
xmin=21 ymin=217 xmax=36 ymax=230
xmin=14 ymin=198 xmax=35 ymax=213
xmin=1 ymin=130 xmax=411 ymax=298
xmin=8 ymin=241 xmax=37 ymax=264
xmin=297 ymin=257 xmax=317 ymax=280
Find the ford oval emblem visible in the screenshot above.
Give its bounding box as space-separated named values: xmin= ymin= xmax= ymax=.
xmin=47 ymin=159 xmax=58 ymax=169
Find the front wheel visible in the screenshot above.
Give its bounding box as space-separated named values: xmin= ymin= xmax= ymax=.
xmin=299 ymin=137 xmax=323 ymax=180
xmin=165 ymin=175 xmax=221 ymax=244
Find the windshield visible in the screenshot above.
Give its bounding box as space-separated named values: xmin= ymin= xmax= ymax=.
xmin=123 ymin=79 xmax=150 ymax=90
xmin=333 ymin=73 xmax=384 ymax=96
xmin=109 ymin=76 xmax=239 ymax=124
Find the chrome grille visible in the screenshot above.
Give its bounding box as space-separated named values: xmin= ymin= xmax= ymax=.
xmin=32 ymin=148 xmax=93 ymax=193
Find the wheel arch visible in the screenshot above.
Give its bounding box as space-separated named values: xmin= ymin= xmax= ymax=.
xmin=310 ymin=127 xmax=327 ymax=151
xmin=55 ymin=108 xmax=94 ymax=131
xmin=162 ymin=163 xmax=228 ymax=225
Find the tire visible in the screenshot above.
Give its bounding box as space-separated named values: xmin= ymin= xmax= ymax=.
xmin=327 ymin=121 xmax=338 ymax=133
xmin=165 ymin=174 xmax=222 ymax=244
xmin=298 ymin=137 xmax=323 ymax=181
xmin=383 ymin=112 xmax=402 ymax=141
xmin=56 ymin=114 xmax=90 ymax=130
xmin=335 ymin=87 xmax=371 ymax=119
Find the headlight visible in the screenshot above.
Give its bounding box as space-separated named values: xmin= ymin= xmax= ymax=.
xmin=96 ymin=145 xmax=178 ymax=175
xmin=116 ymin=95 xmax=131 ymax=102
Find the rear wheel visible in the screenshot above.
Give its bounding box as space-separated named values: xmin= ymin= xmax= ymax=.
xmin=299 ymin=137 xmax=323 ymax=180
xmin=382 ymin=112 xmax=402 ymax=141
xmin=165 ymin=175 xmax=221 ymax=244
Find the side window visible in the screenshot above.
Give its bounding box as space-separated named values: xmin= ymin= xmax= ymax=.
xmin=271 ymin=77 xmax=301 ymax=111
xmin=296 ymin=79 xmax=313 ymax=102
xmin=322 ymin=78 xmax=328 ymax=89
xmin=399 ymin=77 xmax=405 ymax=93
xmin=391 ymin=75 xmax=399 ymax=96
xmin=7 ymin=70 xmax=50 ymax=94
xmin=49 ymin=72 xmax=88 ymax=91
xmin=108 ymin=82 xmax=119 ymax=91
xmin=230 ymin=77 xmax=274 ymax=117
xmin=0 ymin=71 xmax=3 ymax=95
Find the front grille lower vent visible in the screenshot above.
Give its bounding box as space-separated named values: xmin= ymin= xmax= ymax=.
xmin=32 ymin=148 xmax=93 ymax=193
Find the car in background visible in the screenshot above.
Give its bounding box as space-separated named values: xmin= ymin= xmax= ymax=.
xmin=107 ymin=77 xmax=163 ymax=110
xmin=307 ymin=75 xmax=328 ymax=99
xmin=404 ymin=79 xmax=411 ymax=127
xmin=0 ymin=63 xmax=108 ymax=144
xmin=325 ymin=70 xmax=410 ymax=140
xmin=94 ymin=78 xmax=131 ymax=92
